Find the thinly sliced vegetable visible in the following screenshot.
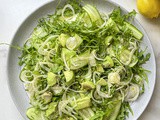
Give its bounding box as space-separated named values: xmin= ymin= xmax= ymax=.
xmin=83 ymin=4 xmax=103 ymax=26
xmin=89 ymin=52 xmax=96 ymax=66
xmin=91 ymin=50 xmax=104 ymax=61
xmin=82 ymin=12 xmax=92 ymax=27
xmin=129 ymin=55 xmax=138 ymax=67
xmin=96 ymin=84 xmax=112 ymax=98
xmin=125 ymin=84 xmax=140 ymax=102
xmin=84 ymin=65 xmax=92 ymax=79
xmin=62 ymin=4 xmax=76 ymax=22
xmin=32 ymin=26 xmax=47 ymax=39
xmin=20 ymin=70 xmax=34 ymax=83
xmin=38 ymin=35 xmax=58 ymax=55
xmin=106 ymin=18 xmax=119 ymax=32
xmin=124 ymin=22 xmax=143 ymax=40
xmin=119 ymin=48 xmax=137 ymax=66
xmin=58 ymin=99 xmax=77 ymax=119
xmin=105 ymin=36 xmax=113 ymax=46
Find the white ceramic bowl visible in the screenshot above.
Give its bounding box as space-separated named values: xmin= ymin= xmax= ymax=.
xmin=7 ymin=0 xmax=156 ymax=120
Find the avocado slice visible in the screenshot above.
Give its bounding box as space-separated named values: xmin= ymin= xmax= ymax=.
xmin=61 ymin=48 xmax=76 ymax=61
xmin=52 ymin=86 xmax=63 ymax=96
xmin=69 ymin=50 xmax=90 ymax=70
xmin=58 ymin=33 xmax=70 ymax=47
xmin=46 ymin=102 xmax=57 ymax=117
xmin=97 ymin=78 xmax=107 ymax=86
xmin=66 ymin=34 xmax=83 ymax=50
xmin=64 ymin=70 xmax=74 ymax=85
xmin=102 ymin=56 xmax=114 ymax=68
xmin=26 ymin=107 xmax=42 ymax=120
xmin=81 ymin=81 xmax=95 ymax=90
xmin=47 ymin=72 xmax=57 ymax=86
xmin=71 ymin=97 xmax=91 ymax=110
xmin=96 ymin=64 xmax=104 ymax=73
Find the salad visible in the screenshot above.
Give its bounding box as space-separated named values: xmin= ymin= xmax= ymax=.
xmin=18 ymin=0 xmax=150 ymax=120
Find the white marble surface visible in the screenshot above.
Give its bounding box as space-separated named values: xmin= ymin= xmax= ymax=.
xmin=0 ymin=0 xmax=159 ymax=119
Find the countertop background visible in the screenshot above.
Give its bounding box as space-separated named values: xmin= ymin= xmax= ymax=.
xmin=0 ymin=0 xmax=160 ymax=120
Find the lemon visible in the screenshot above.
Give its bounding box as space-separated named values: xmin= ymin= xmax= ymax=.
xmin=137 ymin=0 xmax=160 ymax=18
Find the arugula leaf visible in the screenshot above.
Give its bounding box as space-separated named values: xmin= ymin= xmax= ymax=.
xmin=116 ymin=102 xmax=133 ymax=120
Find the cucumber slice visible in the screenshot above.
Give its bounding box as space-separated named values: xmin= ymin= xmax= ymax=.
xmin=124 ymin=22 xmax=143 ymax=40
xmin=82 ymin=12 xmax=92 ymax=27
xmin=104 ymin=100 xmax=122 ymax=120
xmin=83 ymin=4 xmax=103 ymax=26
xmin=129 ymin=55 xmax=138 ymax=67
xmin=106 ymin=18 xmax=119 ymax=32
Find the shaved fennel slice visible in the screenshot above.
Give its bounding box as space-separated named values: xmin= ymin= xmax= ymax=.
xmin=96 ymin=84 xmax=112 ymax=98
xmin=62 ymin=4 xmax=77 ymax=22
xmin=84 ymin=66 xmax=92 ymax=79
xmin=91 ymin=50 xmax=104 ymax=61
xmin=125 ymin=84 xmax=140 ymax=102
xmin=38 ymin=35 xmax=58 ymax=55
xmin=20 ymin=70 xmax=34 ymax=83
xmin=58 ymin=99 xmax=77 ymax=120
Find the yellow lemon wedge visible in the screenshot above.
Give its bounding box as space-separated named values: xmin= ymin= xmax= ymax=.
xmin=137 ymin=0 xmax=160 ymax=18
